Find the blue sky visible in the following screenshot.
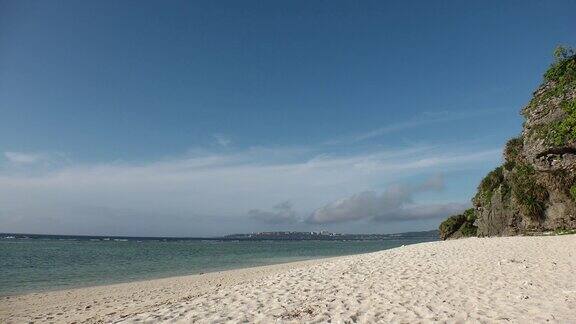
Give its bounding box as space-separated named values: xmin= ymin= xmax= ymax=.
xmin=1 ymin=1 xmax=575 ymax=236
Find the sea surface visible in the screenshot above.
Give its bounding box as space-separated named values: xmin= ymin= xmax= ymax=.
xmin=0 ymin=233 xmax=437 ymax=295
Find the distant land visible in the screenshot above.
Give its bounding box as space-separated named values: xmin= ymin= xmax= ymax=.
xmin=0 ymin=229 xmax=439 ymax=242
xmin=223 ymin=230 xmax=439 ymax=241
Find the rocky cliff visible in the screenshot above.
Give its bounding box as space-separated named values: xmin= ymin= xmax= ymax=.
xmin=440 ymin=47 xmax=576 ymax=239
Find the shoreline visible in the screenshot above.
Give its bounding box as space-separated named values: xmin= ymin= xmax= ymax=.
xmin=0 ymin=255 xmax=324 ymax=298
xmin=0 ymin=256 xmax=330 ymax=323
xmin=2 ymin=236 xmax=576 ymax=323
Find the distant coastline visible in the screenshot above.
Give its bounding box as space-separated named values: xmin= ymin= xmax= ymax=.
xmin=0 ymin=229 xmax=439 ymax=242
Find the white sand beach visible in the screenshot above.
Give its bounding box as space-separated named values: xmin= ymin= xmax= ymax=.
xmin=2 ymin=235 xmax=576 ymax=323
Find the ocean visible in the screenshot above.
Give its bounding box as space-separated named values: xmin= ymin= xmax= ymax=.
xmin=0 ymin=233 xmax=437 ymax=296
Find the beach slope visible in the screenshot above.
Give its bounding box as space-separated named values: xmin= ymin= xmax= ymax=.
xmin=2 ymin=235 xmax=576 ymax=323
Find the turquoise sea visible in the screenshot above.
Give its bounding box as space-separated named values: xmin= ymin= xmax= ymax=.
xmin=0 ymin=233 xmax=437 ymax=296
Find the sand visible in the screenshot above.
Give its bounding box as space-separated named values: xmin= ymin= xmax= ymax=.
xmin=2 ymin=235 xmax=576 ymax=323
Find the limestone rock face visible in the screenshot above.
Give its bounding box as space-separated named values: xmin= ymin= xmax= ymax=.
xmin=522 ymin=82 xmax=576 ymax=172
xmin=475 ymin=186 xmax=521 ymax=237
xmin=440 ymin=49 xmax=576 ymax=239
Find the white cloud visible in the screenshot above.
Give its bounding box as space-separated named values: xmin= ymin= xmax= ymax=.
xmin=3 ymin=151 xmax=70 ymax=168
xmin=4 ymin=152 xmax=43 ymax=164
xmin=248 ymin=201 xmax=299 ymax=224
xmin=0 ymin=144 xmax=499 ymax=235
xmin=308 ymin=175 xmax=462 ymax=224
xmin=213 ymin=134 xmax=232 ymax=147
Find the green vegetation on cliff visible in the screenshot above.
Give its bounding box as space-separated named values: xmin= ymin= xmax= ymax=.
xmin=473 ymin=167 xmax=505 ymax=206
xmin=503 ymin=137 xmax=523 ymax=170
xmin=550 ymin=99 xmax=576 ymax=146
xmin=545 ymin=46 xmax=576 ymax=84
xmin=439 ymin=208 xmax=476 ymax=240
xmin=570 ymin=185 xmax=576 ymax=201
xmin=508 ymin=163 xmax=548 ymax=221
xmin=526 ymin=46 xmax=576 ymax=146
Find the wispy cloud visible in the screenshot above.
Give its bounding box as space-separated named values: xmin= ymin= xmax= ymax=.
xmin=326 ymin=109 xmax=499 ymax=145
xmin=3 ymin=151 xmax=70 ymax=168
xmin=213 ymin=134 xmax=232 ymax=147
xmin=4 ymin=152 xmax=44 ymax=164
